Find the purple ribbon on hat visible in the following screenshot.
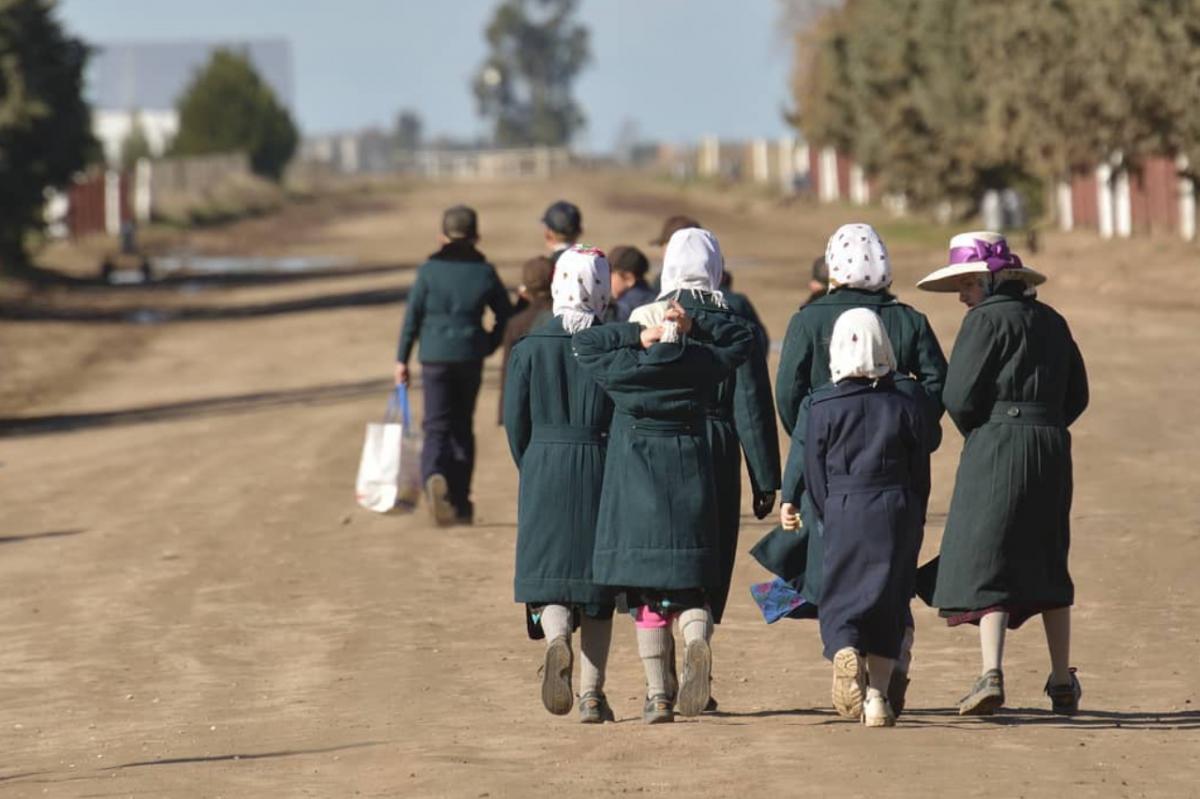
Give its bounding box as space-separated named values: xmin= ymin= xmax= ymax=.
xmin=948 ymin=239 xmax=1024 ymax=272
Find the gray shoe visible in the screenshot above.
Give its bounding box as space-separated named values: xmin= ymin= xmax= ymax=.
xmin=643 ymin=693 xmax=674 ymax=724
xmin=540 ymin=636 xmax=573 ymax=716
xmin=959 ymin=669 xmax=1005 ymax=716
xmin=832 ymin=647 xmax=866 ymax=719
xmin=578 ymin=690 xmax=615 ymax=724
xmin=676 ymin=639 xmax=712 ymax=717
xmin=424 ymin=474 xmax=456 ymax=526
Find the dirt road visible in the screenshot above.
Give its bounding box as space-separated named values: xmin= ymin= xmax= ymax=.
xmin=1 ymin=173 xmax=1198 ymax=797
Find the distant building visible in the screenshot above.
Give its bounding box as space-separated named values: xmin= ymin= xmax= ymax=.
xmin=87 ymin=39 xmax=295 ymax=165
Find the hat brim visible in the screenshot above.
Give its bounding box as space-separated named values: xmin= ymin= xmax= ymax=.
xmin=917 ymin=261 xmax=1046 ymax=292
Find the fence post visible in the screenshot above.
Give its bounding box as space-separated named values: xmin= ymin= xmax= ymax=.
xmin=134 ymin=158 xmax=153 ymax=222
xmin=1056 ymin=179 xmax=1073 ymax=231
xmin=819 ymin=146 xmax=839 ymax=202
xmin=699 ymin=136 xmax=720 ymax=178
xmin=751 ymin=139 xmax=770 ymax=183
xmin=849 ymin=162 xmax=869 ymax=205
xmin=104 ymin=170 xmax=121 ymax=236
xmin=1096 ymin=163 xmax=1114 ymax=239
xmin=778 ymin=136 xmax=798 ymax=194
xmin=1178 ymin=155 xmax=1195 ymax=242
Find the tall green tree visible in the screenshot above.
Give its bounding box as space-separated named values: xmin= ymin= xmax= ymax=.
xmin=471 ymin=0 xmax=590 ymax=147
xmin=0 ymin=0 xmax=94 ymax=271
xmin=171 ymin=48 xmax=298 ymax=181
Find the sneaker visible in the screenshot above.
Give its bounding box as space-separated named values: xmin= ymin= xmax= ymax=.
xmin=887 ymin=668 xmax=910 ymax=717
xmin=643 ymin=692 xmax=674 ymax=724
xmin=862 ymin=694 xmax=896 ymax=728
xmin=424 ymin=474 xmax=456 ymax=526
xmin=958 ymin=668 xmax=1005 ymax=716
xmin=578 ymin=690 xmax=615 ymax=724
xmin=1045 ymin=668 xmax=1081 ymax=716
xmin=832 ymin=647 xmax=866 ymax=719
xmin=676 ymin=639 xmax=712 ymax=717
xmin=540 ymin=636 xmax=573 ymax=716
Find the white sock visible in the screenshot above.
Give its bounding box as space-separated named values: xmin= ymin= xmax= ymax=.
xmin=578 ymin=615 xmax=612 ymax=695
xmin=636 ymin=626 xmax=672 ymax=698
xmin=980 ymin=611 xmax=1009 ymax=674
xmin=678 ymin=607 xmax=711 ymax=645
xmin=540 ymin=604 xmax=573 ymax=643
xmin=866 ymin=654 xmax=895 ymax=701
xmin=1043 ymin=607 xmax=1071 ymax=685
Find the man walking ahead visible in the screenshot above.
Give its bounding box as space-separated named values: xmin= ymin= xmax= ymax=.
xmin=395 ymin=205 xmax=512 ymax=525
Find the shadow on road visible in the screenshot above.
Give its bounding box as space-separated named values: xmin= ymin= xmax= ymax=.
xmin=0 ymin=378 xmax=395 ymax=437
xmin=104 ymin=740 xmax=387 ymax=770
xmin=0 ymin=529 xmax=86 ymax=545
xmin=902 ymin=707 xmax=1200 ymax=730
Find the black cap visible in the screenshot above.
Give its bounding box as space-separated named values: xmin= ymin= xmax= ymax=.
xmin=608 ymin=245 xmax=649 ymax=279
xmin=651 ymin=214 xmax=702 ymax=246
xmin=442 ymin=205 xmax=478 ymax=240
xmin=541 ymin=200 xmax=582 ymax=238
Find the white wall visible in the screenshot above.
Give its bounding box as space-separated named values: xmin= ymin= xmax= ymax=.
xmin=93 ymin=109 xmax=179 ymax=165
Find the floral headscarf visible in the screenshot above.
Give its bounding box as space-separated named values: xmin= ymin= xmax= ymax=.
xmin=825 ymin=223 xmax=892 ymax=291
xmin=553 ymin=245 xmax=611 ymax=334
xmin=829 ymin=307 xmax=896 ymax=383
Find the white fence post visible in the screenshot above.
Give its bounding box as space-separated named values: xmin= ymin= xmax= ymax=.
xmin=134 ymin=158 xmax=153 ymax=222
xmin=782 ymin=136 xmax=803 ymax=194
xmin=751 ymin=139 xmax=770 ymax=183
xmin=849 ymin=163 xmax=869 ymax=205
xmin=699 ymin=135 xmax=720 ymax=178
xmin=1178 ymin=155 xmax=1195 ymax=242
xmin=819 ymin=146 xmax=839 ymax=202
xmin=1114 ymin=159 xmax=1132 ymax=238
xmin=1056 ymin=179 xmax=1073 ymax=231
xmin=1096 ymin=163 xmax=1114 ymax=239
xmin=104 ymin=169 xmax=121 ymax=235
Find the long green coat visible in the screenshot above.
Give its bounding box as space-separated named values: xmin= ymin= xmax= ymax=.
xmin=573 ymin=315 xmax=754 ymax=592
xmin=675 ymin=292 xmax=781 ymax=623
xmin=775 ymin=288 xmax=947 ymax=436
xmin=932 ymin=284 xmax=1089 ymax=615
xmin=504 ymin=317 xmax=615 ymax=608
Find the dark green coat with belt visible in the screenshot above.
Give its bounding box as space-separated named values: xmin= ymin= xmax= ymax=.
xmin=675 ymin=292 xmax=781 ymax=623
xmin=775 ymin=288 xmax=947 ymax=436
xmin=573 ymin=314 xmax=754 ymax=593
xmin=396 ymin=241 xmax=513 ymax=364
xmin=504 ymin=317 xmax=615 ymax=607
xmin=932 ymin=283 xmax=1089 ymax=615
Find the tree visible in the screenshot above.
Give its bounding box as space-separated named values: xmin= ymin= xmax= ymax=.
xmin=0 ymin=0 xmax=94 ymax=271
xmin=471 ymin=0 xmax=590 ymax=147
xmin=171 ymin=48 xmax=298 ymax=181
xmin=118 ymin=111 xmax=153 ymax=171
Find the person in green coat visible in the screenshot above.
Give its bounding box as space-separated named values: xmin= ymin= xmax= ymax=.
xmin=504 ymin=246 xmax=617 ymax=724
xmin=573 ymin=301 xmax=754 ymax=722
xmin=917 ymin=231 xmax=1088 ymax=717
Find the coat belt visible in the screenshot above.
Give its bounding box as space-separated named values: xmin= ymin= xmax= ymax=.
xmin=827 ymin=472 xmax=911 ymax=493
xmin=989 ymin=401 xmax=1064 ymax=426
xmin=530 ymin=424 xmax=608 ymax=444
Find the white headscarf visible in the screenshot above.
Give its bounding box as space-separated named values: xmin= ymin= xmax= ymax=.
xmin=553 ymin=245 xmax=611 ymax=334
xmin=829 ymin=308 xmax=896 ymax=383
xmin=658 ymin=227 xmax=726 ymax=306
xmin=825 ymin=223 xmax=892 ymax=291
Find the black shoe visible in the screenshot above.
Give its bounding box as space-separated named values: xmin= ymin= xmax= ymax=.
xmin=887 ymin=668 xmax=910 ymax=717
xmin=1045 ymin=668 xmax=1081 ymax=715
xmin=453 ymin=501 xmax=474 ymax=525
xmin=643 ymin=693 xmax=674 ymax=724
xmin=958 ymin=669 xmax=1005 ymax=716
xmin=578 ymin=690 xmax=615 ymax=724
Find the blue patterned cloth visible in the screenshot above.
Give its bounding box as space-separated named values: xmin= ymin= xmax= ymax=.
xmin=749 ymin=578 xmax=819 ymax=623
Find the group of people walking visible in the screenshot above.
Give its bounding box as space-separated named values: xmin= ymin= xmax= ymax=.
xmin=394 ymin=200 xmax=1088 ymax=728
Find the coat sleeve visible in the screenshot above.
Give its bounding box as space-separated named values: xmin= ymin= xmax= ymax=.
xmin=1063 ymin=333 xmax=1089 ymax=427
xmin=780 ymin=394 xmax=814 ymax=504
xmin=571 ymin=323 xmax=647 ymax=392
xmin=942 ymin=311 xmax=1002 ymax=435
xmin=485 ymin=270 xmax=514 ymax=356
xmin=497 ymin=322 xmax=519 ymax=426
xmin=396 ymin=268 xmax=428 ymax=363
xmin=914 ymin=312 xmax=949 ymax=422
xmin=775 ymin=312 xmax=814 ymax=436
xmin=733 ymin=334 xmax=782 ymax=493
xmin=687 ymin=311 xmax=755 ymax=381
xmin=803 ymin=401 xmax=830 ymax=521
xmin=502 ymin=343 xmax=533 ymax=466
xmin=906 ymin=402 xmax=932 ymax=517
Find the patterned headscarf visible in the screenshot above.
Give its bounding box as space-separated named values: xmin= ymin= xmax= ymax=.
xmin=825 ymin=223 xmax=892 ymax=291
xmin=829 ymin=307 xmax=896 ymax=383
xmin=658 ymin=227 xmax=726 ymax=306
xmin=553 ymin=245 xmax=611 ymax=334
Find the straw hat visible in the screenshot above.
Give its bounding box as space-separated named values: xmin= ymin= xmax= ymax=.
xmin=917 ymin=231 xmax=1045 ymax=292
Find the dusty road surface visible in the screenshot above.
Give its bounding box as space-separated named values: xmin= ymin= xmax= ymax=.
xmin=1 ymin=173 xmax=1198 ymax=798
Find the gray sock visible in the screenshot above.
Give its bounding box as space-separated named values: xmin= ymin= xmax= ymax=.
xmin=540 ymin=604 xmax=573 ymax=643
xmin=636 ymin=626 xmax=672 ymax=698
xmin=579 ymin=615 xmax=612 ymax=695
xmin=678 ymin=607 xmax=710 ymax=645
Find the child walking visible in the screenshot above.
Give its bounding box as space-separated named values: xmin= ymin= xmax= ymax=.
xmin=504 ymin=246 xmax=617 ymax=723
xmin=803 ymin=308 xmax=933 ymax=727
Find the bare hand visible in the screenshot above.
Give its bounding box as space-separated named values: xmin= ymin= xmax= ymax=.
xmin=640 ymin=325 xmax=664 ymax=349
xmin=664 ymin=300 xmax=692 ymax=335
xmin=394 ymin=362 xmax=409 ymax=386
xmin=780 ymin=502 xmax=801 ymax=531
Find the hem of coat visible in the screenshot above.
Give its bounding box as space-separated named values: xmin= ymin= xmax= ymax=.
xmin=515 ymin=578 xmax=614 ymax=606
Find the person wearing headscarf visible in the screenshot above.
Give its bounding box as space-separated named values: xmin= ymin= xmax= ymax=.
xmin=608 ymin=245 xmax=657 ymax=322
xmin=754 ymin=223 xmax=944 ymax=714
xmin=916 ymin=232 xmax=1089 ymax=716
xmin=627 ymin=228 xmax=781 ymax=709
xmin=503 ymin=246 xmax=617 ymax=723
xmin=800 ymin=309 xmax=934 ymax=727
xmin=573 ymin=290 xmax=754 ymax=723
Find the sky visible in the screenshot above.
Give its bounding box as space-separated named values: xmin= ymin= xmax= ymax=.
xmin=57 ymin=0 xmax=799 ymax=151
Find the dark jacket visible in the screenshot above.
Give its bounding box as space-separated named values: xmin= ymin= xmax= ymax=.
xmin=497 ymin=297 xmax=554 ymax=424
xmin=775 ymin=288 xmax=947 ymax=436
xmin=613 ymin=282 xmax=657 ymax=322
xmin=723 ymin=289 xmax=769 ymax=352
xmin=932 ymin=284 xmax=1089 ymax=615
xmin=573 ymin=315 xmax=754 ymax=592
xmin=396 ymin=241 xmax=513 ymax=364
xmin=504 ymin=317 xmax=615 ymax=607
xmin=805 ymin=376 xmax=931 ymax=659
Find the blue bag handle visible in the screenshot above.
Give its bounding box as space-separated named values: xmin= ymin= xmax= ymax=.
xmin=385 ymin=384 xmax=412 ymax=427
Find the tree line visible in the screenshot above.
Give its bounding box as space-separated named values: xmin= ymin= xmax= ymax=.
xmin=791 ymin=0 xmax=1200 ymax=212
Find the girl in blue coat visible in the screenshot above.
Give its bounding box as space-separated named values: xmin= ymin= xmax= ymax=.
xmin=803 ymin=308 xmax=933 ymax=727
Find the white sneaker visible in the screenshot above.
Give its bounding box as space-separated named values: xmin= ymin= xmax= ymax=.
xmin=862 ymin=694 xmax=896 ymax=728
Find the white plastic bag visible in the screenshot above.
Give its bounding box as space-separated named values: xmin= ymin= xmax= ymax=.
xmin=355 ymin=386 xmax=422 ymax=513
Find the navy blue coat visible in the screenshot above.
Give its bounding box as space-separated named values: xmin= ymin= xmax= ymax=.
xmin=804 ymin=376 xmax=931 ymax=660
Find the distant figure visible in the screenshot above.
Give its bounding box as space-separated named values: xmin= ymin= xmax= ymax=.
xmin=497 ymin=256 xmax=556 ymax=424
xmin=802 ymin=256 xmax=829 ymax=307
xmin=607 ymin=245 xmax=656 ymax=322
xmin=542 ymin=200 xmax=583 ymax=265
xmin=120 ymin=220 xmax=138 ymax=256
xmin=394 ymin=204 xmax=513 ymax=526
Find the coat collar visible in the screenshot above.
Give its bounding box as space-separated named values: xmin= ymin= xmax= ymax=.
xmin=813 ymin=374 xmax=897 ymax=403
xmin=815 ymin=287 xmax=898 ymax=307
xmin=429 ymin=240 xmax=487 ymax=263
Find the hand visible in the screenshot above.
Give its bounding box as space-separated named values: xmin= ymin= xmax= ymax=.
xmin=753 ymin=491 xmax=776 ymax=520
xmin=780 ymin=502 xmax=801 ymax=531
xmin=664 ymin=300 xmax=692 ymax=335
xmin=394 ymin=362 xmax=409 ymax=386
xmin=640 ymin=325 xmax=664 ymax=349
